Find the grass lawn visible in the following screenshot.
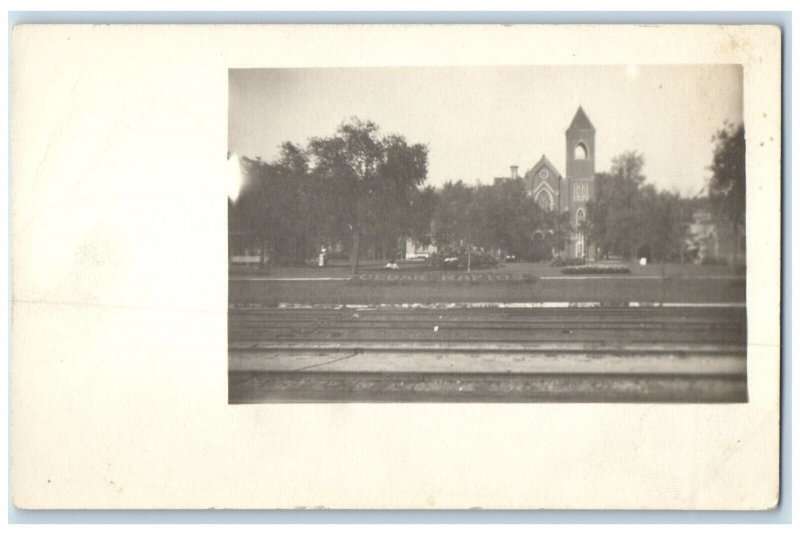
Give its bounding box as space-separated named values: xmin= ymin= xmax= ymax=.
xmin=231 ymin=259 xmax=743 ymax=280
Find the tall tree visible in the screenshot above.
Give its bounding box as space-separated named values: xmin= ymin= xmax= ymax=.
xmin=585 ymin=151 xmax=686 ymax=262
xmin=308 ymin=118 xmax=428 ymax=273
xmin=365 ymin=134 xmax=429 ymax=260
xmin=235 ymin=157 xmax=281 ymax=267
xmin=482 ymin=179 xmax=547 ymax=258
xmin=708 ymin=123 xmax=746 ymax=262
xmin=408 ymin=185 xmax=438 ymax=246
xmin=235 ymin=145 xmax=310 ymax=267
xmin=432 ymin=180 xmax=475 ymax=248
xmin=585 ymin=151 xmax=646 ymax=259
xmin=431 ymin=178 xmax=550 ymax=259
xmin=639 ymin=185 xmax=686 ymax=262
xmin=543 ymin=208 xmax=573 ymax=258
xmin=274 ymin=142 xmax=311 ymax=263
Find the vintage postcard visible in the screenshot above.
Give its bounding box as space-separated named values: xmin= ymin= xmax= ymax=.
xmin=227 ymin=65 xmax=748 ymax=404
xmin=11 ymin=24 xmax=781 ymax=509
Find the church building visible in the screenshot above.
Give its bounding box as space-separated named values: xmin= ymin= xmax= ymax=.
xmin=496 ymin=107 xmax=597 ymax=259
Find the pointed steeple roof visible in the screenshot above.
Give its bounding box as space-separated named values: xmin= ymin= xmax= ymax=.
xmin=567 ymin=106 xmax=594 ymax=131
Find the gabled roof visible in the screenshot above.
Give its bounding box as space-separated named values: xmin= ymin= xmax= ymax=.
xmin=567 ymin=106 xmax=595 ymax=131
xmin=528 ymin=154 xmax=562 ymax=178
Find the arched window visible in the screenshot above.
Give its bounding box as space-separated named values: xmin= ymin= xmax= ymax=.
xmin=574 ymin=142 xmax=588 ymax=160
xmin=576 ymin=208 xmax=585 ymax=229
xmin=535 ymin=190 xmax=553 ymax=211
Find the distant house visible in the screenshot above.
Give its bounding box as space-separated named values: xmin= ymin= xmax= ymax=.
xmin=404 ymin=238 xmax=438 ymax=259
xmin=686 ymin=208 xmax=719 ymax=260
xmin=685 ymin=206 xmax=745 ymax=264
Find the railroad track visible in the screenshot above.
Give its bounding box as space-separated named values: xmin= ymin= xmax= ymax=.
xmin=228 ymin=305 xmax=747 ymax=403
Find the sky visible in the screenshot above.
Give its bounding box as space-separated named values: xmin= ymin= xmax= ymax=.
xmin=229 ymin=65 xmax=742 ymax=197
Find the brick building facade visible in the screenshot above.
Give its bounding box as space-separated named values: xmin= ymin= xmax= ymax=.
xmin=495 ymin=107 xmax=597 ymax=259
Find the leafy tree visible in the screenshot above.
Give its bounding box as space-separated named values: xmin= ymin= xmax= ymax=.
xmin=543 ymin=208 xmax=573 ymax=258
xmin=234 ymin=158 xmax=278 ymax=266
xmin=408 ymin=185 xmax=438 ymax=246
xmin=363 ymin=134 xmax=429 ymax=260
xmin=432 ymin=181 xmax=475 ymax=248
xmin=479 ymin=179 xmax=545 ymax=257
xmin=708 ymin=123 xmax=746 ymax=262
xmin=230 ymin=119 xmax=429 ymax=271
xmin=638 ymin=185 xmax=686 ymax=262
xmin=308 ymin=119 xmax=382 ymax=272
xmin=611 ymin=150 xmax=646 ymax=186
xmin=585 ymin=152 xmax=646 ymax=259
xmin=274 ymin=142 xmax=313 ymax=263
xmin=431 ymin=178 xmax=555 ymax=260
xmin=585 ymin=151 xmax=686 ymax=261
xmin=234 ymin=144 xmax=310 ymax=267
xmin=307 ymin=118 xmax=428 ymax=272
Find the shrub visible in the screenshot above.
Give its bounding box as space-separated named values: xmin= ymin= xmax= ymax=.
xmin=561 ymin=265 xmax=631 ymax=275
xmin=325 ymin=250 xmax=350 ymax=261
xmin=550 ymin=257 xmax=586 ymax=267
xmin=429 ymin=248 xmax=498 ymax=270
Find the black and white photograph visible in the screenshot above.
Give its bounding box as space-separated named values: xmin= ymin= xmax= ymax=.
xmin=11 ymin=22 xmax=782 ymax=511
xmin=227 ymin=65 xmax=747 ymax=404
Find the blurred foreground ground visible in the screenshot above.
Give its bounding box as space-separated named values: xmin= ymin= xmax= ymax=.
xmin=228 ymin=261 xmax=747 ymax=403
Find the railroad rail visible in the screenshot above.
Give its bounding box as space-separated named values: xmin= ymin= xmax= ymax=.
xmin=228 ymin=305 xmax=747 ymax=403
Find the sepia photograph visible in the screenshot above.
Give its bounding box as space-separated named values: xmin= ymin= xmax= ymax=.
xmin=227 ymin=65 xmax=747 ymax=403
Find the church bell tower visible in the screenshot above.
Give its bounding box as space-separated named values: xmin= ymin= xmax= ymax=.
xmin=565 ymin=107 xmax=596 ymax=258
xmin=566 ymin=106 xmax=595 ymax=181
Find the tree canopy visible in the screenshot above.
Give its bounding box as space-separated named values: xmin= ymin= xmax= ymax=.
xmin=230 ymin=118 xmax=429 ymax=271
xmin=584 ymin=151 xmax=688 ymax=261
xmin=707 ymin=123 xmax=746 ymax=261
xmin=230 ymin=120 xmax=728 ymax=267
xmin=431 ymin=178 xmax=564 ymax=260
xmin=307 ymin=118 xmax=429 ymax=272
